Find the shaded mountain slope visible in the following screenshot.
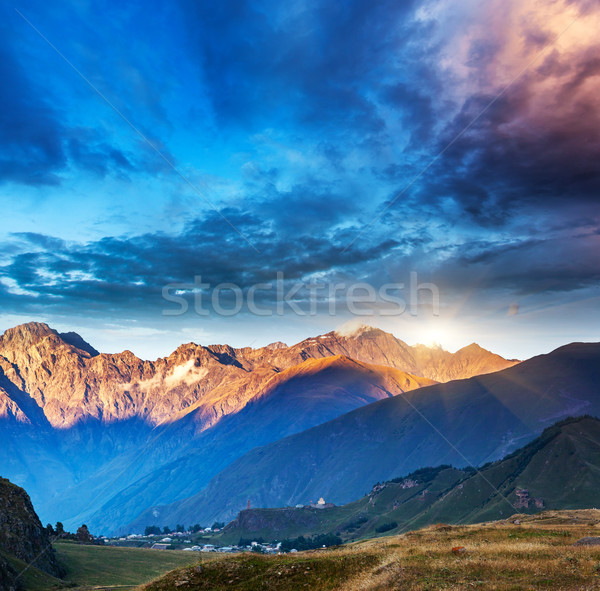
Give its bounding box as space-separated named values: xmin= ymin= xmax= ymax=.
xmin=214 ymin=416 xmax=600 ymax=544
xmin=133 ymin=342 xmax=600 ymax=528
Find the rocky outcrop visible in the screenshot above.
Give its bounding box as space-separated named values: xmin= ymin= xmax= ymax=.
xmin=0 ymin=477 xmax=64 ymax=580
xmin=0 ymin=554 xmax=18 ymax=591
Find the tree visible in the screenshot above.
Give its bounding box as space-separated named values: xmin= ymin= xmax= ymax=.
xmin=375 ymin=521 xmax=398 ymax=534
xmin=190 ymin=524 xmax=203 ymax=533
xmin=76 ymin=524 xmax=93 ymax=544
xmin=280 ymin=533 xmax=342 ymax=553
xmin=212 ymin=522 xmax=225 ymax=530
xmin=175 ymin=524 xmax=185 ymax=532
xmin=145 ymin=525 xmax=161 ymax=536
xmin=55 ymin=522 xmax=65 ymax=536
xmin=46 ymin=523 xmax=55 ymax=536
xmin=162 ymin=526 xmax=171 ymax=535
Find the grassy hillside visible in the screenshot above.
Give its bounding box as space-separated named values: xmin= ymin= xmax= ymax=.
xmin=214 ymin=416 xmax=600 ymax=544
xmin=215 ymin=465 xmax=468 ymax=545
xmin=143 ymin=510 xmax=600 ymax=590
xmin=54 ymin=541 xmax=201 ymax=588
xmin=417 ymin=415 xmax=600 ymax=526
xmin=0 ymin=550 xmax=64 ymax=591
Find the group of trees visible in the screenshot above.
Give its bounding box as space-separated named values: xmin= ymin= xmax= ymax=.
xmin=375 ymin=521 xmax=398 ymax=533
xmin=45 ymin=522 xmax=99 ymax=544
xmin=144 ymin=522 xmax=225 ymax=536
xmin=279 ymin=533 xmax=342 ymax=553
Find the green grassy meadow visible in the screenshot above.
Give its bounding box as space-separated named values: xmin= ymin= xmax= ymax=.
xmin=53 ymin=541 xmax=202 ymax=589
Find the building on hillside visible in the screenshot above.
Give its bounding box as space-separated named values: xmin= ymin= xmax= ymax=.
xmin=514 ymin=488 xmax=545 ymax=509
xmin=309 ymin=497 xmax=335 ymax=509
xmin=151 ymin=543 xmax=169 ymax=550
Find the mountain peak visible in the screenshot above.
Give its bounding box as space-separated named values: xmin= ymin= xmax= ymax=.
xmin=0 ymin=322 xmax=101 ymax=358
xmin=265 ymin=341 xmax=288 ymax=350
xmin=333 ymin=322 xmax=379 ymax=339
xmin=5 ymin=321 xmax=54 ymax=336
xmin=460 ymin=342 xmax=486 ymax=352
xmin=0 ymin=322 xmax=57 ymax=347
xmin=58 ymin=331 xmax=100 ymax=357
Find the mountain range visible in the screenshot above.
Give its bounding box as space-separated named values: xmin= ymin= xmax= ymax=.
xmin=0 ymin=322 xmax=518 ymax=534
xmin=131 ymin=342 xmax=600 ymax=530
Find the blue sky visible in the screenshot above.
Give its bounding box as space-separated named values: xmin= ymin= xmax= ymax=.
xmin=0 ymin=0 xmax=599 ymax=359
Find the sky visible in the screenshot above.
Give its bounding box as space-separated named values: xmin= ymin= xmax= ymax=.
xmin=0 ymin=0 xmax=598 ymax=360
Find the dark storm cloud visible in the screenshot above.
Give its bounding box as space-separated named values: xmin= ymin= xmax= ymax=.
xmin=0 ymin=32 xmax=66 ymax=185
xmin=399 ymin=33 xmax=600 ymax=227
xmin=0 ymin=32 xmax=137 ymax=185
xmin=380 ymin=82 xmax=437 ymax=146
xmin=0 ymin=0 xmax=598 ymax=326
xmin=0 ymin=4 xmax=167 ymax=186
xmin=66 ymin=130 xmax=135 ymax=178
xmin=433 ymin=232 xmax=600 ymax=296
xmin=2 ymin=206 xmax=597 ymax=319
xmin=178 ymin=0 xmax=425 ymax=137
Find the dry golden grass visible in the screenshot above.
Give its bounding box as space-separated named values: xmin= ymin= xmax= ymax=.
xmin=142 ymin=510 xmax=600 ymax=590
xmin=341 ymin=510 xmax=600 ymax=590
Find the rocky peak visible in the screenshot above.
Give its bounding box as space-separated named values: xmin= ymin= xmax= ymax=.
xmin=265 ymin=341 xmax=287 ymax=350
xmin=0 ymin=322 xmax=57 ymax=349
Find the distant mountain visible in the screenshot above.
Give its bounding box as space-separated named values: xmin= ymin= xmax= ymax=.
xmin=3 ymin=321 xmax=505 ymax=533
xmin=0 ymin=476 xmax=64 ymax=588
xmin=206 ymin=415 xmax=600 ymax=545
xmin=133 ymin=343 xmax=600 ymax=529
xmin=268 ymin=325 xmax=519 ymax=383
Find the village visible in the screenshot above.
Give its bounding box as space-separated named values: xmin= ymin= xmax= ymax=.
xmin=102 ymin=529 xmax=283 ymax=554
xmin=101 ymin=497 xmax=335 ymax=554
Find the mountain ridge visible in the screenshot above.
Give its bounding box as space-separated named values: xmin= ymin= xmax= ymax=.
xmin=130 ymin=341 xmax=600 ymax=530
xmin=0 ymin=322 xmax=518 ymax=429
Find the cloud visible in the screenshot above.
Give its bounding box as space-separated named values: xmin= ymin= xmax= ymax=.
xmin=178 ymin=0 xmax=424 ymax=141
xmin=413 ymin=0 xmax=600 ymax=225
xmin=0 ymin=3 xmax=176 ymax=187
xmin=0 ymin=31 xmax=66 ymax=185
xmin=0 ymin=189 xmax=406 ymax=318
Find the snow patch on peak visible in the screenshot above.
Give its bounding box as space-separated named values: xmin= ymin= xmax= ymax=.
xmin=334 ymin=320 xmax=373 ymax=338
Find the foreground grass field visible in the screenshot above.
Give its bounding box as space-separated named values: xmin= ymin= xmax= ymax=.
xmin=53 ymin=541 xmax=202 ymax=589
xmin=143 ymin=510 xmax=600 ymax=590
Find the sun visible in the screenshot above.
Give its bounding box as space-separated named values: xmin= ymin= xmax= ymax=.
xmin=420 ymin=323 xmax=452 ymax=349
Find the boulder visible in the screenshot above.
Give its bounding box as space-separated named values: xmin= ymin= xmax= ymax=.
xmin=573 ymin=537 xmax=600 ymax=546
